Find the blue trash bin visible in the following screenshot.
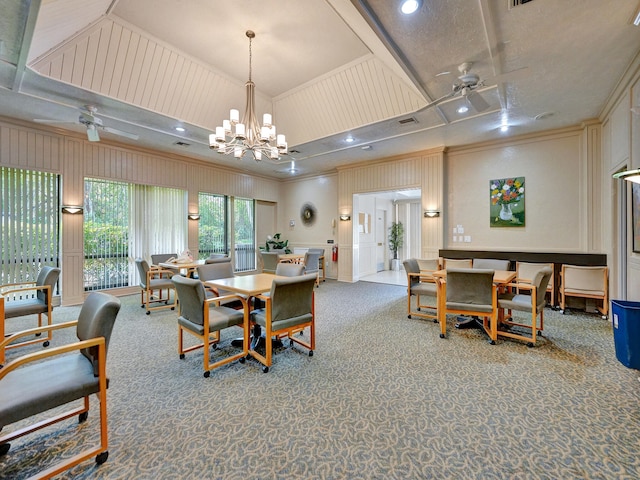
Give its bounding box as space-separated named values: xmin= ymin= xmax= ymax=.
xmin=611 ymin=300 xmax=640 ymax=369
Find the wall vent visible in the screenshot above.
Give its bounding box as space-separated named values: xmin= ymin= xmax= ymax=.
xmin=509 ymin=0 xmax=534 ymax=8
xmin=173 ymin=141 xmax=190 ymax=147
xmin=398 ymin=117 xmax=417 ymax=126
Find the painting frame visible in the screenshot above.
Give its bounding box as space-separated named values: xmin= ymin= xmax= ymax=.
xmin=490 ymin=177 xmax=525 ymax=227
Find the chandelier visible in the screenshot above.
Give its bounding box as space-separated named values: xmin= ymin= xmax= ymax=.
xmin=209 ymin=30 xmax=287 ymax=162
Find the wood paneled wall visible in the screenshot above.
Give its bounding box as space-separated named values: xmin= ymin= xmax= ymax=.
xmin=0 ymin=119 xmax=280 ymax=305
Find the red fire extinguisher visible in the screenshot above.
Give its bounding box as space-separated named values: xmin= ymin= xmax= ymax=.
xmin=332 ymin=245 xmax=338 ymax=262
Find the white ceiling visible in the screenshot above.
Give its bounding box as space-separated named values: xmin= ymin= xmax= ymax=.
xmin=1 ymin=0 xmax=640 ymax=179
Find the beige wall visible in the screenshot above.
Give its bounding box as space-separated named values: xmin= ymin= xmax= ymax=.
xmin=446 ymin=128 xmax=586 ymax=252
xmin=276 ymin=174 xmax=338 ymax=278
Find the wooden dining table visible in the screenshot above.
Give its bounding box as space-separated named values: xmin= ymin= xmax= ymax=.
xmin=432 ymin=269 xmax=517 ymax=343
xmin=205 ymin=273 xmax=285 ymax=354
xmin=159 ymin=259 xmax=205 ymax=277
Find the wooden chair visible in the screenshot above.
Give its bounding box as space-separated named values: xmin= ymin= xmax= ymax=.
xmin=134 ymin=258 xmax=176 ymax=315
xmin=516 ymin=261 xmax=555 ymax=307
xmin=473 ymin=258 xmax=510 ymax=270
xmin=0 ymin=266 xmax=60 ymax=364
xmin=303 ymin=251 xmax=322 ymax=287
xmin=443 ymin=258 xmax=473 ymax=269
xmin=436 ymin=268 xmax=498 ymax=344
xmin=0 ymin=292 xmax=120 ymax=479
xmin=250 ymin=274 xmax=317 ymax=373
xmin=498 ymin=267 xmax=553 ymax=347
xmin=150 ymin=253 xmax=177 ymax=265
xmin=260 ymin=252 xmax=281 ymax=274
xmin=171 ymin=275 xmax=249 ymax=377
xmin=559 ymin=265 xmax=609 ymax=318
xmin=403 ymin=258 xmax=438 ymax=322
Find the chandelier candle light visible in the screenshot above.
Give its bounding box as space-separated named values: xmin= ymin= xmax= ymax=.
xmin=209 ymin=30 xmax=287 ymax=162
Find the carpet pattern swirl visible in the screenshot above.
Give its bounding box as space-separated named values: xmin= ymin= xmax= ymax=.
xmin=1 ymin=280 xmax=640 ymax=479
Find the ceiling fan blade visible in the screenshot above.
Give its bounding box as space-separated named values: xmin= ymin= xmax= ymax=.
xmin=415 ymin=90 xmax=458 ymax=113
xmin=102 ymin=126 xmax=139 ymax=140
xmin=33 ymin=119 xmax=76 ymax=124
xmin=466 ymin=91 xmax=491 ymax=112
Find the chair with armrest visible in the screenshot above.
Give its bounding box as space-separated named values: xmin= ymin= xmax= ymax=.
xmin=261 ymin=252 xmax=281 ymax=274
xmin=473 ymin=258 xmax=510 ymax=270
xmin=559 ymin=265 xmax=609 ymax=318
xmin=250 ymin=273 xmax=317 ymax=373
xmin=308 ymin=248 xmax=326 ymax=282
xmin=435 ymin=268 xmax=498 ymax=343
xmin=150 ymin=253 xmax=177 ymax=266
xmin=303 ymin=251 xmax=322 ymax=287
xmin=403 ymin=259 xmax=438 ymax=322
xmin=276 ymin=262 xmax=306 ymax=277
xmin=443 ymin=258 xmax=473 ymax=269
xmin=0 ymin=266 xmax=60 ymax=364
xmin=498 ymin=266 xmax=553 ymax=347
xmin=171 ymin=275 xmax=248 ymax=378
xmin=0 ymin=292 xmax=120 ymax=479
xmin=205 ymin=254 xmax=230 ymax=264
xmin=516 ymin=261 xmax=555 ymax=307
xmin=196 ymin=261 xmax=244 ymax=309
xmin=134 ymin=258 xmax=176 ymax=315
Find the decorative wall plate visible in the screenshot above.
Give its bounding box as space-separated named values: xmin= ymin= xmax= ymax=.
xmin=301 ymin=202 xmax=317 ymax=226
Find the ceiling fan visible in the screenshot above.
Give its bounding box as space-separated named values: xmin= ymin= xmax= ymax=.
xmin=417 ymin=62 xmax=529 ymax=113
xmin=34 ymin=105 xmax=139 ymax=142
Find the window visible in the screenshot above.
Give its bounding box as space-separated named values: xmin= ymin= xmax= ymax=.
xmin=198 ymin=193 xmax=228 ymax=258
xmin=84 ymin=179 xmax=187 ymax=290
xmin=0 ymin=167 xmax=60 ymax=285
xmin=84 ymin=179 xmax=129 ymax=291
xmin=233 ymin=197 xmax=256 ymax=272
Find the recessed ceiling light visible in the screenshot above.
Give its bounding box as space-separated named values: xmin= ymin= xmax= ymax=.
xmin=401 ymin=0 xmax=421 ymax=15
xmin=500 ymin=125 xmax=509 ymax=132
xmin=345 ymin=136 xmax=355 ymax=143
xmin=175 ymin=126 xmax=185 ymax=132
xmin=457 ymin=105 xmax=469 ymax=114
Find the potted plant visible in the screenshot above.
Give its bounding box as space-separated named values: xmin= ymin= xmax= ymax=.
xmin=388 ymin=221 xmax=404 ymax=271
xmin=265 ymin=233 xmax=291 ymax=253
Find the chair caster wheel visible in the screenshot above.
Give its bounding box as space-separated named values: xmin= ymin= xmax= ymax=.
xmin=527 ymin=342 xmax=534 ymax=348
xmin=204 ymin=371 xmax=210 ymax=378
xmin=560 ymin=310 xmax=565 ymax=315
xmin=211 ymin=343 xmax=217 ymax=350
xmin=141 ymin=305 xmax=144 ymax=308
xmin=179 ymin=353 xmax=185 ymax=359
xmin=262 ymin=366 xmax=269 ymax=373
xmin=489 ymin=340 xmax=496 ymax=345
xmin=146 ymin=311 xmax=150 ymax=315
xmin=96 ymin=451 xmax=108 ymax=465
xmin=309 ymin=350 xmax=313 ymax=357
xmin=79 ymin=411 xmax=89 ymax=423
xmin=602 ymin=315 xmax=608 ymax=320
xmin=43 ymin=341 xmax=50 ymax=347
xmin=290 ymin=339 xmax=294 ymax=347
xmin=433 ymin=319 xmax=438 ymax=323
xmin=0 ymin=443 xmax=11 ymax=456
xmin=171 ymin=307 xmax=175 ymax=310
xmin=407 ymin=315 xmax=411 ymax=319
xmin=35 ymin=332 xmax=42 ymax=337
xmin=239 ymin=357 xmax=246 ymax=364
xmin=439 ymin=333 xmax=445 ymax=339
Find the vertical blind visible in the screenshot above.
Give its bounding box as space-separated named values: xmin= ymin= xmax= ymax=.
xmin=0 ymin=167 xmax=60 ymax=285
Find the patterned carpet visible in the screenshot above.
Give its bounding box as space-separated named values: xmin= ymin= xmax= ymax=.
xmin=2 ymin=280 xmax=640 ymax=479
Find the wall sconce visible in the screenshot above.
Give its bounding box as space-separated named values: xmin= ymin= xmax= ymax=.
xmin=61 ymin=205 xmax=84 ymax=214
xmin=188 ymin=213 xmax=201 ymax=220
xmin=613 ymin=169 xmax=640 ymax=183
xmin=424 ymin=210 xmax=440 ymax=218
xmin=339 ymin=214 xmax=351 ymax=221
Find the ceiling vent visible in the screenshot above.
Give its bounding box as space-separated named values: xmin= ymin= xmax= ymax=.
xmin=398 ymin=117 xmax=418 ymax=126
xmin=173 ymin=141 xmax=190 ymax=147
xmin=509 ymin=0 xmax=534 ymax=8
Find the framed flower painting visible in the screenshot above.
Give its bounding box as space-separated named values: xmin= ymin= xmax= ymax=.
xmin=490 ymin=177 xmax=525 ymax=227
